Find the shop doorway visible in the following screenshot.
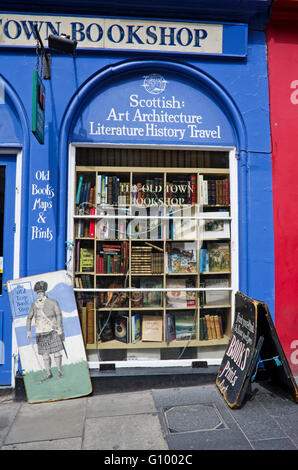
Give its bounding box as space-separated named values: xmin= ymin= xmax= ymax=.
xmin=0 ymin=154 xmax=16 ymax=385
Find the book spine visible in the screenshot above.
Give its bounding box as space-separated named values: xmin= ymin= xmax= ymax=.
xmin=76 ymin=175 xmax=83 ymax=205
xmin=90 ymin=208 xmax=95 ymax=237
xmin=97 ymin=174 xmax=102 ymax=204
xmin=190 ymin=174 xmax=196 ymax=204
xmin=86 ymin=301 xmax=94 ymax=344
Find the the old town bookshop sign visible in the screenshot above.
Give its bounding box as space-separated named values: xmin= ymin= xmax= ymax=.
xmin=0 ymin=14 xmax=247 ymax=57
xmin=216 ymin=292 xmax=298 ymax=408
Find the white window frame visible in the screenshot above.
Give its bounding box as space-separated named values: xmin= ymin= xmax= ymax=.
xmin=67 ymin=143 xmax=238 ymax=369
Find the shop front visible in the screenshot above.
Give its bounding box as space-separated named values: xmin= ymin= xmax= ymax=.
xmin=0 ymin=0 xmax=274 ymax=385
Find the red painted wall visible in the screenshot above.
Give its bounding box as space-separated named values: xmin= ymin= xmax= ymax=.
xmin=267 ymin=0 xmax=298 ymax=375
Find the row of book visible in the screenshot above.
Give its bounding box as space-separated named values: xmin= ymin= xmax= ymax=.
xmin=78 ymin=302 xmax=225 ymax=345
xmin=96 ymin=243 xmax=129 ymax=274
xmin=95 ymin=312 xmax=197 ymax=344
xmin=166 ymin=176 xmax=196 ymax=205
xmin=131 ymin=245 xmax=164 ymax=274
xmin=77 ymin=217 xmax=128 ymax=240
xmin=200 ymin=242 xmax=230 ymax=273
xmin=199 ymin=176 xmax=230 ymax=206
xmin=76 ymin=148 xmax=216 ymax=168
xmin=76 ymin=174 xmax=200 ymax=209
xmin=76 ymin=177 xmax=96 ymax=207
xmin=199 ymin=314 xmax=224 ymax=340
xmin=94 ymin=176 xmax=198 ymax=206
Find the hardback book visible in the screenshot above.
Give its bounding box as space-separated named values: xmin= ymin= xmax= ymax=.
xmin=79 ymin=247 xmax=94 ymax=272
xmin=97 ymin=312 xmax=114 ymax=342
xmin=186 ymin=278 xmax=196 ymax=306
xmin=199 ymin=248 xmax=209 ymax=273
xmin=166 ymin=278 xmax=187 ymax=308
xmin=76 ymin=175 xmax=84 ymax=205
xmin=86 ymin=300 xmax=94 ymax=344
xmin=131 ymin=314 xmax=141 ymax=343
xmin=114 ymin=314 xmax=129 ymax=343
xmin=175 ymin=312 xmax=196 ymax=341
xmin=165 ymin=312 xmax=176 ymax=343
xmin=140 ymin=277 xmax=163 ymax=307
xmin=204 ymin=277 xmax=230 ymax=306
xmin=168 ymin=242 xmax=197 ymax=273
xmin=207 ymin=242 xmax=230 ymax=272
xmin=142 ymin=315 xmax=163 ymax=342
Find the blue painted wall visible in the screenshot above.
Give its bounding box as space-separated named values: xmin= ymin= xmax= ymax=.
xmin=0 ymin=12 xmax=275 ymax=318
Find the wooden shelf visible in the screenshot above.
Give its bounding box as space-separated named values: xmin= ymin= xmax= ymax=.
xmin=74 ymin=159 xmax=233 ymax=354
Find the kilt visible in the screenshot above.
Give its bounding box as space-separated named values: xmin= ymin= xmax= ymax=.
xmin=36 ymin=330 xmax=64 ymax=355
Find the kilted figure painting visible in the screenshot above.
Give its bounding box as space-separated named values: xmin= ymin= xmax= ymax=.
xmin=7 ymin=270 xmax=92 ymax=403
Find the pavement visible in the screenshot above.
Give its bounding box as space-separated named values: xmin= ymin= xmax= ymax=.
xmin=0 ymin=377 xmax=298 ymax=452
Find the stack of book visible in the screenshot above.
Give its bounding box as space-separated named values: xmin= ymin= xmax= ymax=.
xmin=96 ymin=242 xmax=129 ymax=274
xmin=131 ymin=246 xmax=152 ymax=274
xmin=152 ymin=252 xmax=163 ymax=274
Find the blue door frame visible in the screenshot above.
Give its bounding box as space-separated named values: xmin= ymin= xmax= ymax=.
xmin=0 ymin=154 xmax=16 ymax=385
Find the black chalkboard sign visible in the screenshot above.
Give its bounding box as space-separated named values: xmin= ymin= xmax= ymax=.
xmin=216 ymin=292 xmax=298 ymax=408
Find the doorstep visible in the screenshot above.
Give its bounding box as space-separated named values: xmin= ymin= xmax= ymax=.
xmin=13 ymin=364 xmax=218 ymax=401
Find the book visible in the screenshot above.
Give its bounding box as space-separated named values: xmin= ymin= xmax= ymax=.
xmin=207 ymin=242 xmax=230 ymax=272
xmin=142 ymin=315 xmax=163 ymax=342
xmin=175 ymin=312 xmax=196 ymax=341
xmin=166 ymin=278 xmax=187 ymax=307
xmin=86 ymin=300 xmax=94 ymax=344
xmin=114 ymin=314 xmax=129 ymax=343
xmin=131 ymin=314 xmax=141 ymax=343
xmin=165 ymin=312 xmax=176 ymax=343
xmin=186 ymin=278 xmax=196 ymax=306
xmin=97 ymin=312 xmax=114 ymax=342
xmin=89 ymin=208 xmax=95 ymax=237
xmin=168 ymin=242 xmax=197 ymax=273
xmin=76 ymin=175 xmax=84 ymax=205
xmin=140 ymin=277 xmax=163 ymax=307
xmin=79 ymin=305 xmax=87 ymax=344
xmin=204 ymin=277 xmax=229 ymax=306
xmin=79 ymin=247 xmax=94 ymax=272
xmin=203 ymin=211 xmax=230 ymax=239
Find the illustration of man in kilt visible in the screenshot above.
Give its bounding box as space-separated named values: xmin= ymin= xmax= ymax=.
xmin=27 ymin=280 xmax=65 ymax=383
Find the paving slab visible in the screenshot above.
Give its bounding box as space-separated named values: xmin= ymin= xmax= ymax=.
xmin=4 ymin=397 xmax=87 ymax=445
xmin=0 ymin=401 xmax=21 ymax=446
xmin=231 ymin=398 xmax=287 ymax=441
xmin=83 ymin=414 xmax=168 ymax=450
xmin=2 ymin=437 xmax=82 ymax=450
xmin=153 ymin=384 xmax=254 ymax=450
xmin=86 ymin=390 xmax=157 ymax=418
xmin=166 ymin=427 xmax=253 ymax=450
xmin=250 ymin=437 xmax=297 ymax=450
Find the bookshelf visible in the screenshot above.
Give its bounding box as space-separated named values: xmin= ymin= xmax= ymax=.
xmin=72 ymin=148 xmax=236 ymax=360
